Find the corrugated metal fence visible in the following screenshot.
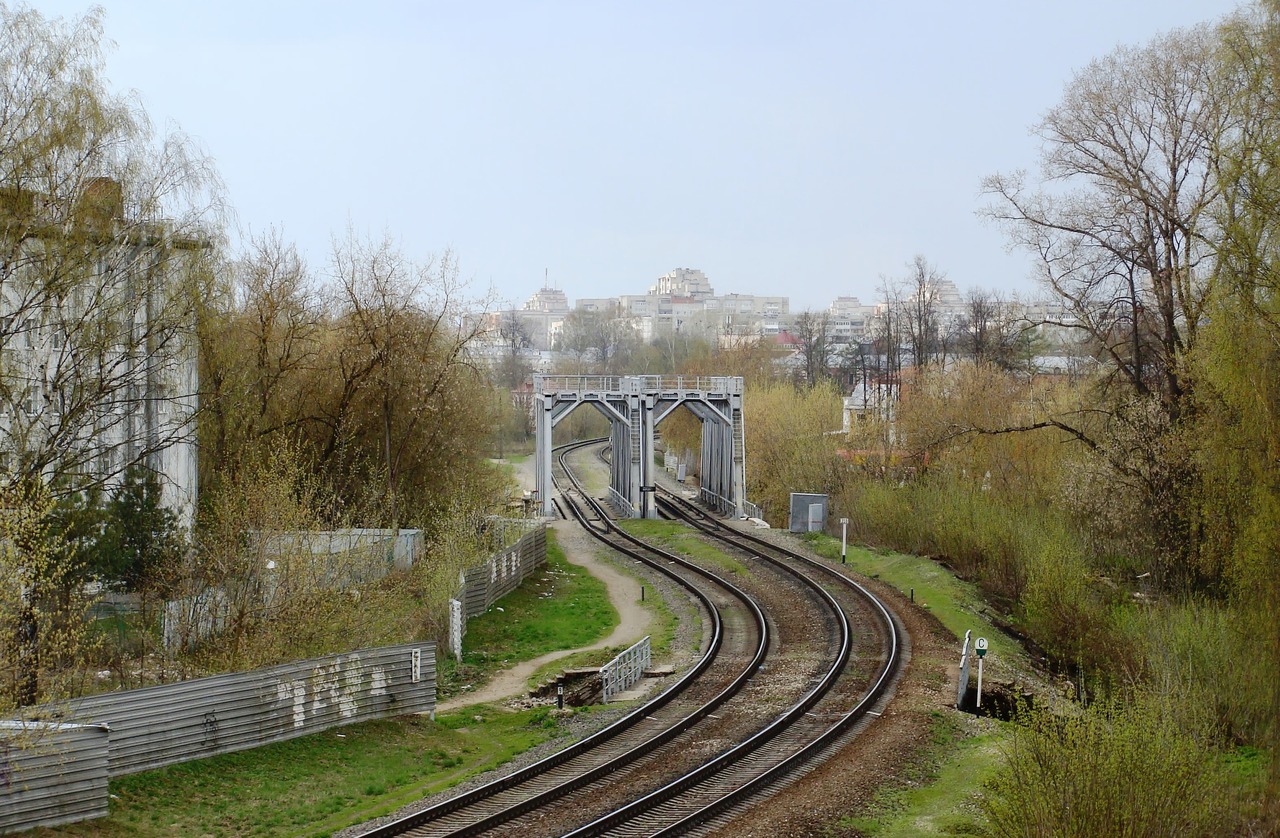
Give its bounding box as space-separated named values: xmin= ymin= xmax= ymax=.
xmin=0 ymin=721 xmax=110 ymax=834
xmin=2 ymin=641 xmax=435 ymax=834
xmin=448 ymin=524 xmax=547 ymax=661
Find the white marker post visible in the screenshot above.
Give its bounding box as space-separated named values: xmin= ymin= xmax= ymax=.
xmin=975 ymin=637 xmax=988 ymax=709
xmin=840 ymin=517 xmax=849 ymax=564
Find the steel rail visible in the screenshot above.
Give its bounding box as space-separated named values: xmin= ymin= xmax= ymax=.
xmin=361 ymin=439 xmax=768 ymax=837
xmin=560 ymin=482 xmax=857 ymax=837
xmin=642 ymin=489 xmax=903 ymax=835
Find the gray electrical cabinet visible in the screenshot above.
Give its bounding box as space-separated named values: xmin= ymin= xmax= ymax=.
xmin=788 ymin=493 xmax=829 ymax=533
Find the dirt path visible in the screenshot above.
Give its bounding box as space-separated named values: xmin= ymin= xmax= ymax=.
xmin=438 ymin=512 xmax=652 ymax=712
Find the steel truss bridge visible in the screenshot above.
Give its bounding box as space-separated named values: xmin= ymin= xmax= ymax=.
xmin=534 ymin=375 xmax=747 ymax=518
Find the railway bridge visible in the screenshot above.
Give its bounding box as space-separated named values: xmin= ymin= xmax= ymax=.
xmin=534 ymin=375 xmax=748 ymax=518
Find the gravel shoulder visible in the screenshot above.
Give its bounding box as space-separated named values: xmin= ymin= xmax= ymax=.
xmin=705 ymin=524 xmax=960 ymax=837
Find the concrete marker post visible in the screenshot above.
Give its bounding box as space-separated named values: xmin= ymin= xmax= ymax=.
xmin=839 ymin=517 xmax=849 ymax=564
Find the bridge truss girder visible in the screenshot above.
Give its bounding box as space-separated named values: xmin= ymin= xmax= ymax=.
xmin=535 ymin=376 xmax=746 ymax=519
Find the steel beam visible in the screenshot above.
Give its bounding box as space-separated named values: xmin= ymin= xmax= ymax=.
xmin=534 ymin=375 xmax=748 ymax=519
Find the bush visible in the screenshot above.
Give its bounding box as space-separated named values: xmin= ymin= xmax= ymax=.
xmin=838 ymin=474 xmax=1089 ymax=608
xmin=984 ymin=691 xmax=1239 ymax=837
xmin=1133 ymin=602 xmax=1278 ymax=751
xmin=1019 ymin=541 xmax=1128 ymax=676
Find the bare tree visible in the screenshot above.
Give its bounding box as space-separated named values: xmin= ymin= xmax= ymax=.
xmin=957 ymin=287 xmax=1024 ymax=368
xmin=982 ymin=24 xmax=1232 ymax=419
xmin=833 ymin=339 xmax=870 ymax=394
xmin=900 ymin=255 xmax=944 ymax=368
xmin=870 ymin=276 xmax=903 ymax=390
xmin=792 ymin=310 xmax=831 ymax=386
xmin=556 ymin=303 xmax=638 ymax=373
xmin=495 ymin=309 xmax=532 ymax=390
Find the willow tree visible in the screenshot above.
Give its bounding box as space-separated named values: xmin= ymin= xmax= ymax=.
xmin=0 ymin=4 xmax=221 ymax=705
xmin=1191 ymin=4 xmax=1280 ymax=783
xmin=0 ymin=5 xmax=221 ymax=502
xmin=197 ymin=228 xmax=322 ymax=491
xmin=318 ymin=232 xmax=494 ymax=528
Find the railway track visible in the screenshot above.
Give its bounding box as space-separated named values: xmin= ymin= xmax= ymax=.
xmin=360 ymin=439 xmax=902 ymax=836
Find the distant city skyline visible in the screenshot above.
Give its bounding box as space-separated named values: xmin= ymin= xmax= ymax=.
xmin=30 ymin=0 xmax=1247 ymax=310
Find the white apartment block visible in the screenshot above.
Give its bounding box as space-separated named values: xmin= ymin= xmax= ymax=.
xmin=574 ymin=297 xmax=617 ymax=313
xmin=605 ymin=271 xmax=790 ymax=341
xmin=476 ymin=268 xmax=795 ymax=358
xmin=0 ymin=181 xmax=200 ymax=528
xmin=650 ymin=267 xmax=714 ymax=299
xmin=523 ymin=286 xmax=570 ymax=314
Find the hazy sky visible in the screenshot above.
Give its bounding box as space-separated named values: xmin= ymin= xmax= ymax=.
xmin=34 ymin=1 xmax=1246 ymax=310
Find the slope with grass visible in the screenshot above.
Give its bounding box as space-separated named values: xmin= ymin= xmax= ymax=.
xmin=37 ymin=529 xmax=680 ymax=837
xmin=31 ymin=709 xmax=573 ymax=838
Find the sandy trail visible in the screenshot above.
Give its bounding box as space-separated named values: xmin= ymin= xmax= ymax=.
xmin=439 ymin=460 xmax=650 ymax=712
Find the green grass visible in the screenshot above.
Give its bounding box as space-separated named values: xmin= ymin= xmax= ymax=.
xmin=844 ymin=713 xmax=1006 ymax=837
xmin=790 ymin=532 xmax=1023 ymax=836
xmin=801 ymin=532 xmax=1023 ymax=663
xmin=436 ymin=530 xmax=619 ymax=700
xmin=523 ymin=550 xmax=680 ymax=689
xmin=34 ymin=707 xmax=573 ymax=837
xmin=462 ymin=534 xmax=617 ymax=666
xmin=619 ymin=519 xmax=750 ymax=576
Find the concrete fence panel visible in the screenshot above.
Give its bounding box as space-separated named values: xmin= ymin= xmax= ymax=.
xmin=162 ymin=529 xmax=424 ymax=650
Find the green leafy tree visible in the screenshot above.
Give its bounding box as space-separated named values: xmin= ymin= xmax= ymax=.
xmin=99 ymin=466 xmax=184 ymax=593
xmin=1191 ymin=1 xmax=1280 ymax=789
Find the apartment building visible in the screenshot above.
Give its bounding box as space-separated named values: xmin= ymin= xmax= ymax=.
xmin=0 ymin=180 xmax=200 ymax=527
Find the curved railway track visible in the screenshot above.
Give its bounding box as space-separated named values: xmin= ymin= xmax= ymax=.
xmin=360 ymin=439 xmax=903 ymax=837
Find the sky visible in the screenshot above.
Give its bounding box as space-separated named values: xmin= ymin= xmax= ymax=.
xmin=31 ymin=0 xmax=1248 ymax=311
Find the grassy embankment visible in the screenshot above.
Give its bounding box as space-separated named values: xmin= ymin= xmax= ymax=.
xmin=800 ymin=531 xmax=1012 ymax=836
xmin=34 ymin=530 xmax=676 ymax=838
xmin=799 ymin=531 xmax=1268 ymax=834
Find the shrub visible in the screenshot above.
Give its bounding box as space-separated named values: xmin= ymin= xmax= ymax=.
xmin=984 ymin=691 xmax=1239 ymax=837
